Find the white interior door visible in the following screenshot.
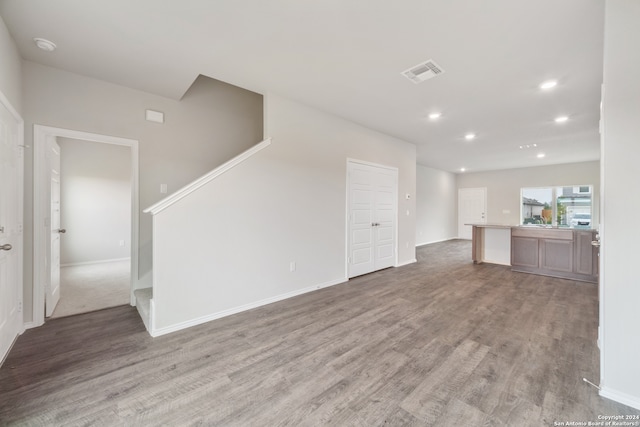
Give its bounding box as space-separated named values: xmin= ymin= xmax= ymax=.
xmin=46 ymin=140 xmax=62 ymax=317
xmin=348 ymin=161 xmax=397 ymax=278
xmin=458 ymin=187 xmax=487 ymax=239
xmin=0 ymin=95 xmax=23 ymax=362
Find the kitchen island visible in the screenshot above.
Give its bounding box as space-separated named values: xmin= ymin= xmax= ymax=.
xmin=470 ymin=224 xmax=599 ymax=283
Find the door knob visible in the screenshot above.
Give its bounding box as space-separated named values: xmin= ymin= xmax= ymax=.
xmin=0 ymin=244 xmax=12 ymax=251
xmin=58 ymin=228 xmax=66 ymax=234
xmin=591 ymin=240 xmax=600 ymax=247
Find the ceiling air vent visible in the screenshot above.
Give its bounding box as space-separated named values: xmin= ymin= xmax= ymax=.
xmin=401 ymin=59 xmax=444 ymax=84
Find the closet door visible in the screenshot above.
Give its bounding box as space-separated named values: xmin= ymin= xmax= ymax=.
xmin=348 ymin=161 xmax=397 ymax=278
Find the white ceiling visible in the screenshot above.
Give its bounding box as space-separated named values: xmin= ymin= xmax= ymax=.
xmin=0 ymin=0 xmax=605 ymax=173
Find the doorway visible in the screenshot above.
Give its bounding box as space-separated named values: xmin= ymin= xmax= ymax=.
xmin=32 ymin=126 xmax=139 ymax=327
xmin=50 ymin=137 xmax=133 ymax=318
xmin=458 ymin=187 xmax=487 ymax=239
xmin=347 ymin=160 xmax=398 ymax=278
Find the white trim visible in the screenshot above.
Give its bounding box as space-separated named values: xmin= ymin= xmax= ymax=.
xmin=150 ymin=277 xmax=346 ymax=337
xmin=600 ymin=387 xmax=640 ymax=411
xmin=60 ymin=257 xmax=131 ymax=268
xmin=33 ymin=125 xmax=139 ymax=326
xmin=416 ymin=237 xmax=457 ymax=247
xmin=150 ymin=298 xmax=156 ymax=333
xmin=23 ymin=322 xmax=36 ymax=330
xmin=346 ymin=157 xmax=398 ymax=171
xmin=599 ymin=83 xmax=607 ymax=388
xmin=144 ymin=138 xmax=272 ymax=215
xmin=396 ymin=259 xmax=417 ymax=267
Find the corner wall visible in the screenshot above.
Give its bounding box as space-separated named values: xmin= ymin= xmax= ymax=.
xmin=151 ymin=93 xmax=416 ymax=332
xmin=415 ymin=164 xmax=457 ymax=245
xmin=0 ymin=15 xmax=21 ymax=113
xmin=600 ymin=0 xmax=640 ymax=409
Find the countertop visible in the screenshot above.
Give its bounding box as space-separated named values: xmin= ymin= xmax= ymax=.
xmin=467 ymin=223 xmax=597 ymax=231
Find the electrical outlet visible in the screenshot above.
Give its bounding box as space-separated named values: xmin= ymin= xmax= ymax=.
xmin=119 ymin=240 xmax=125 ymax=247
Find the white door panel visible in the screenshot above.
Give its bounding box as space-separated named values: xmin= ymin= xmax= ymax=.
xmin=348 ymin=162 xmax=398 ymax=278
xmin=0 ymin=95 xmax=23 ymax=362
xmin=458 ymin=188 xmax=487 ymax=240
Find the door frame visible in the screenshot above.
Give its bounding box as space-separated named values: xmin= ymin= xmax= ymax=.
xmin=346 ymin=158 xmax=398 ymax=279
xmin=32 ymin=125 xmax=139 ymax=327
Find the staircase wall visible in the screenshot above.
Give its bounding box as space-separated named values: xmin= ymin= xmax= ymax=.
xmin=151 ymin=93 xmax=416 ymax=334
xmin=21 ymin=65 xmax=263 ymax=323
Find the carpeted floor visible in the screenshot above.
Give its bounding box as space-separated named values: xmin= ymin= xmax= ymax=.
xmin=50 ymin=260 xmax=131 ymax=318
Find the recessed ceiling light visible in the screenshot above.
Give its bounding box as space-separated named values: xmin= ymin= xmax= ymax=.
xmin=555 ymin=116 xmax=569 ymax=123
xmin=464 ymin=133 xmax=476 ymax=140
xmin=33 ymin=38 xmax=57 ymax=52
xmin=540 ymin=80 xmax=558 ymax=90
xmin=537 ymin=153 xmax=546 ymax=158
xmin=460 ymin=167 xmax=466 ymax=172
xmin=428 ymin=112 xmax=442 ymax=120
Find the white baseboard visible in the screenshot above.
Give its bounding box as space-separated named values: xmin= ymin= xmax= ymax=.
xmin=61 ymin=257 xmax=131 ymax=268
xmin=149 ymin=277 xmax=347 ymax=337
xmin=600 ymin=387 xmax=640 ymax=411
xmin=396 ymin=259 xmax=417 ymax=267
xmin=482 ymin=259 xmax=511 ymax=266
xmin=416 ymin=237 xmax=457 ymax=247
xmin=23 ymin=321 xmax=36 ymax=330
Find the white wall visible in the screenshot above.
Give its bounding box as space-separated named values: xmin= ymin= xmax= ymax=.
xmin=58 ymin=137 xmax=131 ymax=265
xmin=456 ymin=161 xmax=600 ymax=228
xmin=21 ymin=64 xmax=263 ymax=322
xmin=600 ymin=0 xmax=640 ymax=409
xmin=415 ymin=164 xmax=457 ymax=245
xmin=0 ymin=15 xmax=21 ymax=113
xmin=151 ymin=93 xmax=416 ymax=333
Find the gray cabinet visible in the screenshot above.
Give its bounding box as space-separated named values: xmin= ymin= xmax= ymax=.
xmin=511 ymin=227 xmax=598 ymax=283
xmin=540 ymin=239 xmax=573 ymax=273
xmin=511 ymin=237 xmax=539 ymax=268
xmin=575 ymin=231 xmax=598 ymax=276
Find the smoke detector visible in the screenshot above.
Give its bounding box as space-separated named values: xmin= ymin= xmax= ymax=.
xmin=34 ymin=38 xmax=57 ymax=52
xmin=401 ymin=59 xmax=444 ymax=84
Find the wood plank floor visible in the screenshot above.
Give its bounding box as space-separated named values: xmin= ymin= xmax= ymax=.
xmin=1 ymin=240 xmax=638 ymax=426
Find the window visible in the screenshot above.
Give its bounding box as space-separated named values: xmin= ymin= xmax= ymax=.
xmin=521 ymin=185 xmax=593 ymax=227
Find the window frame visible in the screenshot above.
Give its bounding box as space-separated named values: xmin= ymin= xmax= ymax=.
xmin=520 ymin=184 xmax=593 ymax=227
